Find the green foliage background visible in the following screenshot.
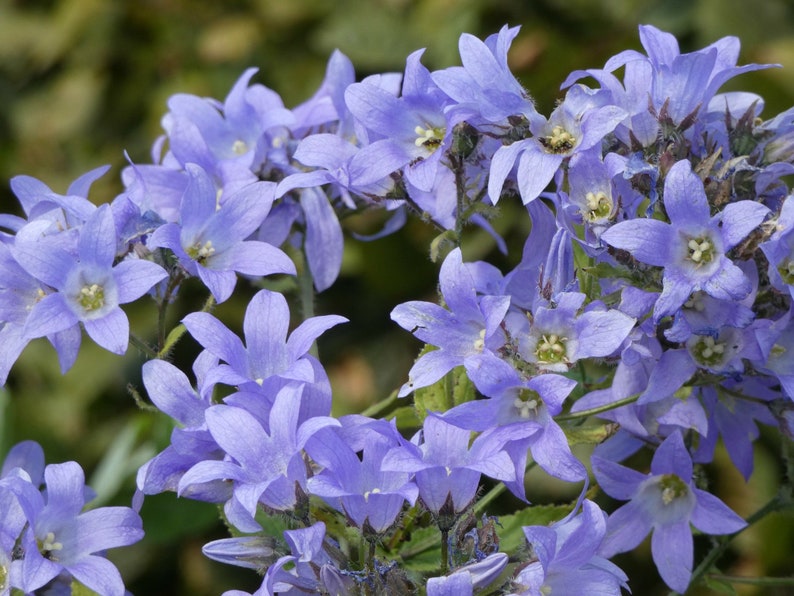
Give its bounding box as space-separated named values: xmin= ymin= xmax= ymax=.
xmin=2 ymin=0 xmax=794 ymax=594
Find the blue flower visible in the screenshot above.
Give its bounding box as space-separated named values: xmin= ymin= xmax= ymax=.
xmin=9 ymin=461 xmax=143 ymax=596
xmin=432 ymin=26 xmax=537 ymax=124
xmin=135 ymin=354 xmax=228 ymax=502
xmin=380 ymin=413 xmax=515 ymax=515
xmin=518 ymin=291 xmax=636 ymax=373
xmin=443 ymin=367 xmax=587 ymax=497
xmin=488 ymin=87 xmax=625 ymax=204
xmin=561 ymin=24 xmax=776 ymax=147
xmin=148 ymin=163 xmax=295 ymax=303
xmin=12 ymin=204 xmax=167 ymax=356
xmin=592 ymin=431 xmax=746 ymax=593
xmin=182 ymin=288 xmax=347 ymax=421
xmin=179 ymin=386 xmax=339 ymax=532
xmin=345 ymin=49 xmax=454 ymax=193
xmin=391 ymin=247 xmax=511 ymax=396
xmin=427 ymin=552 xmax=508 ymax=596
xmin=306 ymin=427 xmax=418 ymax=534
xmin=513 ymin=500 xmax=628 ymax=596
xmin=601 ymin=159 xmax=769 ymax=320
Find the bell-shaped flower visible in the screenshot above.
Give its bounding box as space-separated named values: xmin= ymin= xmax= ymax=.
xmin=182 ymin=288 xmax=347 ymax=422
xmin=380 ymin=414 xmax=515 ymax=516
xmin=391 ymin=247 xmax=510 ymax=396
xmin=601 ymin=159 xmax=769 ymax=320
xmin=306 ymin=428 xmax=418 ymax=534
xmin=148 ymin=163 xmax=295 ymax=303
xmin=179 ymin=385 xmax=340 ymax=532
xmin=9 ymin=462 xmax=143 ymax=596
xmin=592 ymin=431 xmax=746 ymax=593
xmin=488 ymin=87 xmax=625 ymax=204
xmin=12 ymin=204 xmax=167 ymax=356
xmin=511 ymin=500 xmax=628 ymax=596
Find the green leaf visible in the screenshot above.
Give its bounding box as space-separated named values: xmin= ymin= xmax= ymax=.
xmin=702 ymin=575 xmax=739 ymax=595
xmin=397 ymin=525 xmax=443 ymax=572
xmin=414 ymin=353 xmax=475 ymax=422
xmin=71 ymin=580 xmax=102 ymax=596
xmin=429 ymin=229 xmax=458 ymax=263
xmin=561 ymin=422 xmax=619 ymax=446
xmin=497 ymin=504 xmax=571 ymax=553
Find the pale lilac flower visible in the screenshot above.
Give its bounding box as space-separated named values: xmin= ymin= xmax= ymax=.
xmin=488 ymin=87 xmax=625 ymax=204
xmin=518 ymin=291 xmax=635 ymax=373
xmin=381 ymin=413 xmax=515 ymax=516
xmin=511 ymin=500 xmax=628 ymax=596
xmin=601 ymin=159 xmax=769 ymax=320
xmin=306 ymin=428 xmax=418 ymax=534
xmin=178 ymin=385 xmax=339 ymax=532
xmin=10 ymin=462 xmax=143 ymax=596
xmin=592 ymin=432 xmax=746 ymax=593
xmin=182 ymin=288 xmax=347 ymax=421
xmin=147 ymin=163 xmax=295 ymax=303
xmin=432 ymin=25 xmax=538 ymax=124
xmin=391 ymin=247 xmax=510 ymax=396
xmin=427 ymin=552 xmax=509 ymax=596
xmin=12 ymin=204 xmax=167 ymax=355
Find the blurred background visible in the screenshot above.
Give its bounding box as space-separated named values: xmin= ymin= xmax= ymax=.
xmin=2 ymin=0 xmax=794 ymax=594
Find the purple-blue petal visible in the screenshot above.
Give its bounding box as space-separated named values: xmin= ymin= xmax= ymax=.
xmin=650 ymin=521 xmax=693 ymax=593
xmin=690 ymin=488 xmax=747 ymax=535
xmin=601 ymin=219 xmax=672 ymax=267
xmin=113 ymin=259 xmax=168 ymax=304
xmin=300 ymin=188 xmax=343 ymax=292
xmin=182 ymin=312 xmax=247 ymax=372
xmin=591 ymin=456 xmax=645 ymax=501
xmin=83 ymin=308 xmax=129 ymax=354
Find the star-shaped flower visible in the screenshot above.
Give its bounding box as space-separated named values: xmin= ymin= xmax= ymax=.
xmin=592 ymin=431 xmax=746 ymax=593
xmin=601 ymin=159 xmax=769 ymax=320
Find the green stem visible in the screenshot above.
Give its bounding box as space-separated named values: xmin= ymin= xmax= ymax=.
xmin=706 ymin=574 xmax=794 ymax=587
xmin=360 ymin=391 xmax=403 ymax=420
xmin=555 ymin=392 xmax=641 ymax=421
xmin=156 ymin=271 xmax=184 ymax=350
xmin=128 ymin=334 xmax=158 ymax=360
xmin=157 ymin=293 xmax=216 ymax=359
xmin=298 ymin=249 xmax=318 ymax=358
xmin=452 ymin=155 xmax=467 ymax=246
xmin=440 ymin=528 xmax=449 ymax=574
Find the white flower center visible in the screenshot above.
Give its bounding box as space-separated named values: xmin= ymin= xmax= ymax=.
xmin=188 ymin=240 xmax=216 ymax=263
xmin=686 ymin=236 xmax=715 ymax=267
xmin=584 ymin=191 xmax=612 ymax=222
xmin=535 ymin=333 xmax=568 ymax=364
xmin=540 ymin=125 xmax=576 ymax=154
xmin=363 ymin=487 xmax=381 ymax=502
xmin=414 ymin=124 xmax=445 ymax=152
xmin=38 ymin=531 xmax=63 ymax=561
xmin=79 ymin=283 xmax=105 ymax=312
xmin=473 ymin=328 xmax=486 ymax=352
xmin=232 ymin=139 xmax=248 ymax=155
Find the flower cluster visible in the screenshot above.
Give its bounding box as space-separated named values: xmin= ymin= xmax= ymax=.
xmin=2 ymin=22 xmax=794 ymax=595
xmin=0 ymin=441 xmax=143 ymax=595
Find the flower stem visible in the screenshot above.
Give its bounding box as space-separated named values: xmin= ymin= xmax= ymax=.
xmin=706 ymin=573 xmax=794 ymax=587
xmin=157 ymin=293 xmax=216 ymax=359
xmin=298 ymin=249 xmax=318 ymax=358
xmin=555 ymin=392 xmax=641 ymax=421
xmin=440 ymin=527 xmax=449 ymax=574
xmin=128 ymin=333 xmax=158 ymax=360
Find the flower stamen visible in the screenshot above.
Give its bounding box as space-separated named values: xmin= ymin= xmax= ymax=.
xmin=535 ymin=333 xmax=568 ymax=364
xmin=414 ymin=124 xmax=445 ymax=153
xmin=79 ymin=283 xmax=105 ymax=312
xmin=539 ymin=125 xmax=576 ymax=154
